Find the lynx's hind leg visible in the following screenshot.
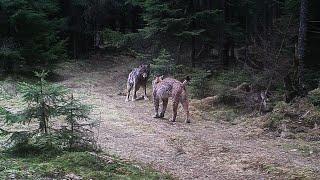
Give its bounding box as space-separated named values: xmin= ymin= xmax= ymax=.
xmin=171 ymin=101 xmax=179 ymax=122
xmin=153 ymin=98 xmax=160 ymax=118
xmin=160 ymin=98 xmax=168 ymax=118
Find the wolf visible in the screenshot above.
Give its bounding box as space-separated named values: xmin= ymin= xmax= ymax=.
xmin=152 ymin=75 xmax=190 ymax=123
xmin=126 ymin=64 xmax=150 ymax=102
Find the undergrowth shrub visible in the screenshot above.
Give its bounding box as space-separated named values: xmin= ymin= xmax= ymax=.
xmin=308 ymin=88 xmax=320 ymax=108
xmin=264 ymin=98 xmax=320 ymax=132
xmin=215 ymin=68 xmax=251 ymax=88
xmin=188 ymin=69 xmax=211 ymax=99
xmin=102 ymin=29 xmax=140 ymax=50
xmin=0 ymin=71 xmax=98 ymax=153
xmin=151 ymin=49 xmax=182 ymax=77
xmin=102 ymin=29 xmax=128 ymax=49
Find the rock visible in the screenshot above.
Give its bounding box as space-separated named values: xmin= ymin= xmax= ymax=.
xmin=280 ymin=131 xmax=296 ymax=139
xmin=8 ymin=173 xmax=16 ymax=180
xmin=117 ymin=92 xmax=126 ymax=96
xmin=64 ymin=173 xmax=82 ymax=180
xmin=200 ymin=96 xmax=220 ymax=106
xmin=232 ymin=82 xmax=251 ymax=92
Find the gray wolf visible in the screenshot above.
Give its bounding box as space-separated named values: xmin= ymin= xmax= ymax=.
xmin=152 ymin=76 xmax=190 ymax=123
xmin=126 ymin=64 xmax=150 ymax=102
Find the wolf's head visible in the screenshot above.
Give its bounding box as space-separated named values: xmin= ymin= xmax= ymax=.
xmin=139 ymin=64 xmax=150 ymax=79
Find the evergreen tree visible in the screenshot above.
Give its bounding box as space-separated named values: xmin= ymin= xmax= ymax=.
xmin=0 ymin=0 xmax=67 ymax=72
xmin=19 ymin=71 xmax=68 ymax=134
xmin=0 ymin=71 xmax=97 ymax=150
xmin=151 ymin=49 xmax=181 ymax=76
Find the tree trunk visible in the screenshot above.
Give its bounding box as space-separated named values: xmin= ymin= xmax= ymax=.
xmin=218 ymin=0 xmax=225 ymax=66
xmin=191 ymin=37 xmax=196 ymax=67
xmin=297 ymin=0 xmax=308 ymax=88
xmin=73 ymin=34 xmax=77 ymax=59
xmin=284 ymin=0 xmax=309 ymax=102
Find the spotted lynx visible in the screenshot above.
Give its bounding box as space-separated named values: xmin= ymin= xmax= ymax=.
xmin=152 ymin=76 xmax=190 ymax=123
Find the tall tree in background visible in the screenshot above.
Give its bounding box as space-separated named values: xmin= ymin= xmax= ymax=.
xmin=0 ymin=0 xmax=67 ymax=72
xmin=297 ymin=0 xmax=308 ymax=89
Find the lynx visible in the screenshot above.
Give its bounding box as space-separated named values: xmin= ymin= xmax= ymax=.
xmin=152 ymin=76 xmax=190 ymax=123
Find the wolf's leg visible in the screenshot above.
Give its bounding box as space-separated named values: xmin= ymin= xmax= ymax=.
xmin=143 ymin=84 xmax=149 ymax=100
xmin=126 ymin=83 xmax=132 ymax=102
xmin=153 ymin=98 xmax=160 ymax=118
xmin=132 ymin=82 xmax=137 ymax=101
xmin=160 ymin=98 xmax=168 ymax=118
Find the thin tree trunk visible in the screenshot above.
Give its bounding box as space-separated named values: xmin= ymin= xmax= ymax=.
xmin=219 ymin=0 xmax=225 ymax=66
xmin=73 ymin=34 xmax=77 ymax=59
xmin=297 ymin=0 xmax=308 ymax=87
xmin=285 ymin=0 xmax=308 ymax=102
xmin=191 ymin=37 xmax=196 ymax=67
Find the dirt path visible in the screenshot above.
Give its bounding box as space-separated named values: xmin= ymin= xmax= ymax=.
xmin=59 ymin=56 xmax=320 ymax=180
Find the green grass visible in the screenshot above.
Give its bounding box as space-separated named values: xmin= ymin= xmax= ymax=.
xmin=0 ymin=151 xmax=172 ymax=180
xmin=282 ymin=141 xmax=320 ymax=157
xmin=259 ymin=163 xmax=318 ymax=179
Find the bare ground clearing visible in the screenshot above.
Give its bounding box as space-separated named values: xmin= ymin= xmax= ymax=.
xmin=57 ymin=55 xmax=320 ymax=180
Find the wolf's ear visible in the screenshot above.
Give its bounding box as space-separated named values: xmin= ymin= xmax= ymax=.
xmin=186 ymin=76 xmax=191 ymax=81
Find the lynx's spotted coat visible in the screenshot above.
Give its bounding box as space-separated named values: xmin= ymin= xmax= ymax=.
xmin=152 ymin=76 xmax=190 ymax=123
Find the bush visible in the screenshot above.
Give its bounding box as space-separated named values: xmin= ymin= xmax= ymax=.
xmin=0 ymin=71 xmax=98 ymax=152
xmin=264 ymin=99 xmax=320 ymax=132
xmin=102 ymin=29 xmax=140 ymax=50
xmin=150 ymin=49 xmax=182 ymax=77
xmin=308 ymin=88 xmax=320 ymax=108
xmin=188 ymin=69 xmax=211 ymax=98
xmin=215 ymin=68 xmax=252 ymax=88
xmin=102 ymin=29 xmax=127 ymax=49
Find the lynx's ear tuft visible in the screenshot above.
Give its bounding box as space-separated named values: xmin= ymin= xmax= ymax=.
xmin=153 ymin=75 xmax=164 ymax=83
xmin=154 ymin=74 xmax=163 ymax=78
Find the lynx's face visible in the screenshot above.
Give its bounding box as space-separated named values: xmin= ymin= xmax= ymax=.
xmin=152 ymin=75 xmax=164 ymax=89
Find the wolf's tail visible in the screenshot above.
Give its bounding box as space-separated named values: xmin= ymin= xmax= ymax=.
xmin=182 ymin=76 xmax=191 ymax=85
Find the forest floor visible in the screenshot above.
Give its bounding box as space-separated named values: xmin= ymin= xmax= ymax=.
xmin=57 ymin=55 xmax=320 ymax=180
